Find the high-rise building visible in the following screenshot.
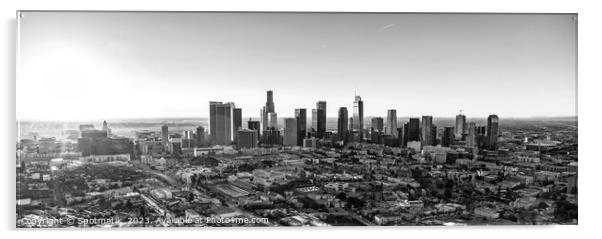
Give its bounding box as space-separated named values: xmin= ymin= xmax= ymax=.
xmin=195 ymin=126 xmax=205 ymax=147
xmin=337 ymin=107 xmax=349 ymax=141
xmin=311 ymin=109 xmax=318 ymax=135
xmin=233 ymin=108 xmax=242 ymax=142
xmin=487 ymin=114 xmax=499 ymax=149
xmin=247 ymin=120 xmax=261 ymax=140
xmin=408 ymin=118 xmax=420 ymax=141
xmin=261 ymin=128 xmax=282 ymax=146
xmin=210 ymin=101 xmax=235 ymax=145
xmin=442 ymin=126 xmax=455 ymax=147
xmin=421 ymin=116 xmax=435 ymax=146
xmin=268 ymin=112 xmax=278 ymax=129
xmin=386 ymin=109 xmax=397 ymax=137
xmin=295 ymin=108 xmax=307 ymax=146
xmin=283 ymin=118 xmax=298 ymax=146
xmin=401 ymin=123 xmax=409 ymax=147
xmin=466 ymin=122 xmax=477 ymax=147
xmin=455 ymin=114 xmax=467 ymax=138
xmin=237 ymin=129 xmax=258 ymax=149
xmin=260 ymin=107 xmax=267 ymax=132
xmin=316 ymin=101 xmax=327 ymax=138
xmin=371 ymin=117 xmax=384 ymax=132
xmin=353 ymin=95 xmax=364 ymax=141
xmin=182 ymin=130 xmax=194 ymax=148
xmin=266 ymin=90 xmax=275 ymax=113
xmin=161 ymin=125 xmax=169 ymax=152
xmin=261 ymin=90 xmax=276 ymax=133
xmin=209 ymin=101 xmax=219 ymax=142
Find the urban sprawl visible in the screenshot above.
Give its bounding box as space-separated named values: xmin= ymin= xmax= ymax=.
xmin=16 ymin=90 xmax=578 ymax=227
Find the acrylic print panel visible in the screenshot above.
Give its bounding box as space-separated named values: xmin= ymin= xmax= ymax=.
xmin=16 ymin=11 xmax=577 ymax=228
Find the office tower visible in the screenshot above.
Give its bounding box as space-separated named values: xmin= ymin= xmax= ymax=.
xmin=421 ymin=116 xmax=435 ymax=146
xmin=311 ymin=109 xmax=318 ymax=135
xmin=247 ymin=120 xmax=261 ymax=140
xmin=182 ymin=130 xmax=193 ymax=148
xmin=260 ymin=90 xmax=276 ymax=133
xmin=195 ymin=126 xmax=205 ymax=147
xmin=316 ymin=101 xmax=327 ymax=138
xmin=261 ymin=128 xmax=282 ymax=146
xmin=337 ymin=107 xmax=349 ymax=141
xmin=455 ymin=114 xmax=467 ymax=138
xmin=268 ymin=112 xmax=278 ymax=129
xmin=371 ymin=117 xmax=384 ymax=132
xmin=442 ymin=126 xmax=455 ymax=147
xmin=397 ymin=127 xmax=405 ymax=147
xmin=233 ymin=108 xmax=242 ymax=142
xmin=102 ymin=120 xmax=108 ymax=131
xmin=260 ymin=107 xmax=267 ymax=132
xmin=408 ymin=118 xmax=420 ymax=141
xmin=237 ymin=129 xmax=258 ymax=149
xmin=353 ymin=95 xmax=364 ymax=141
xmin=266 ymin=90 xmax=275 ymax=112
xmin=386 ymin=109 xmax=397 ymax=137
xmin=209 ymin=101 xmax=219 ymax=142
xmin=295 ymin=108 xmax=307 ymax=146
xmin=210 ymin=101 xmax=235 ymax=145
xmin=349 ymin=117 xmax=353 ymax=131
xmin=431 ymin=125 xmax=437 ymax=146
xmin=161 ymin=124 xmax=169 ymax=152
xmin=401 ymin=123 xmax=409 ymax=147
xmin=283 ymin=118 xmax=298 ymax=146
xmin=477 ymin=125 xmax=487 ymax=148
xmin=466 ymin=122 xmax=477 ymax=147
xmin=487 ymin=114 xmax=499 ymax=149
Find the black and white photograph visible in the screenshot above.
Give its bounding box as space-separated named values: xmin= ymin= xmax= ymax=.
xmin=13 ymin=11 xmax=579 ymax=228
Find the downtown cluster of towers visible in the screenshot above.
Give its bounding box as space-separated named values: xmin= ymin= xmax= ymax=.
xmin=208 ymin=90 xmax=500 ymax=150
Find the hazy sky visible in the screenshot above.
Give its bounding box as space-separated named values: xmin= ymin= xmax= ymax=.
xmin=17 ymin=12 xmax=577 ymax=120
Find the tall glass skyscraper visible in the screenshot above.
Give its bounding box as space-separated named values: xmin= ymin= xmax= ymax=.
xmin=316 ymin=101 xmax=327 ymax=138
xmin=209 ymin=101 xmax=235 ymax=145
xmin=455 ymin=114 xmax=466 ymax=138
xmin=487 ymin=114 xmax=499 ymax=149
xmin=338 ymin=107 xmax=349 ymax=141
xmin=386 ymin=109 xmax=397 ymax=137
xmin=295 ymin=108 xmax=307 ymax=146
xmin=353 ymin=95 xmax=364 ymax=141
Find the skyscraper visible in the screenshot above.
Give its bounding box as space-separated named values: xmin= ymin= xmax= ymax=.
xmin=233 ymin=108 xmax=242 ymax=142
xmin=311 ymin=108 xmax=318 ymax=136
xmin=283 ymin=118 xmax=298 ymax=146
xmin=421 ymin=116 xmax=435 ymax=146
xmin=487 ymin=114 xmax=499 ymax=149
xmin=295 ymin=108 xmax=307 ymax=146
xmin=247 ymin=120 xmax=261 ymax=140
xmin=455 ymin=114 xmax=467 ymax=138
xmin=237 ymin=129 xmax=258 ymax=149
xmin=209 ymin=101 xmax=219 ymax=143
xmin=268 ymin=112 xmax=278 ymax=129
xmin=371 ymin=117 xmax=384 ymax=132
xmin=261 ymin=90 xmax=276 ymax=132
xmin=266 ymin=90 xmax=275 ymax=113
xmin=466 ymin=122 xmax=477 ymax=147
xmin=210 ymin=101 xmax=235 ymax=145
xmin=195 ymin=126 xmax=205 ymax=147
xmin=161 ymin=124 xmax=169 ymax=152
xmin=353 ymin=95 xmax=364 ymax=141
xmin=386 ymin=109 xmax=397 ymax=137
xmin=316 ymin=101 xmax=327 ymax=138
xmin=408 ymin=118 xmax=420 ymax=141
xmin=442 ymin=126 xmax=455 ymax=147
xmin=337 ymin=107 xmax=349 ymax=141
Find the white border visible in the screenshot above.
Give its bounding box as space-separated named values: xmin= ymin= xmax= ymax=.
xmin=2 ymin=0 xmax=599 ymax=238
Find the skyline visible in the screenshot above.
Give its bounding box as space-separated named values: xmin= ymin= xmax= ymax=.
xmin=17 ymin=12 xmax=577 ymax=120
